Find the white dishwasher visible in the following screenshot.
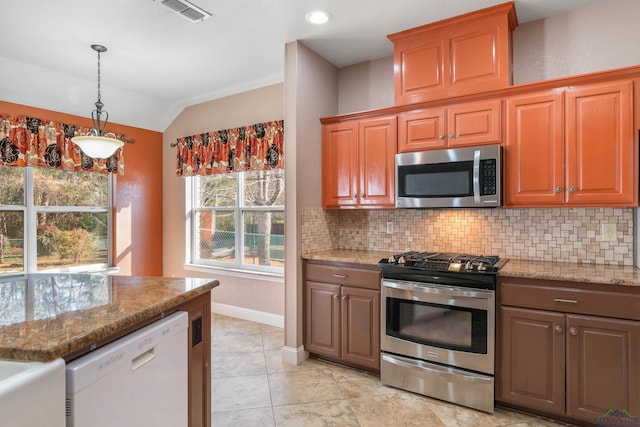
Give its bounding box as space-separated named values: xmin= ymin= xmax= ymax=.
xmin=65 ymin=311 xmax=188 ymax=427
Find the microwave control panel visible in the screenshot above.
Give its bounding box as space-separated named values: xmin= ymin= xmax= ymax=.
xmin=480 ymin=159 xmax=497 ymax=195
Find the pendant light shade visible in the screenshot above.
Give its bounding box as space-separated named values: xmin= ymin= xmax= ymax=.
xmin=73 ymin=135 xmax=124 ymax=159
xmin=71 ymin=44 xmax=125 ymax=159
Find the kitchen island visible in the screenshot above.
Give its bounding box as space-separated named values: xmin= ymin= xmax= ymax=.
xmin=0 ymin=273 xmax=219 ymax=427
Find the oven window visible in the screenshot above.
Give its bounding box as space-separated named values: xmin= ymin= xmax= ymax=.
xmin=386 ymin=298 xmax=487 ymax=354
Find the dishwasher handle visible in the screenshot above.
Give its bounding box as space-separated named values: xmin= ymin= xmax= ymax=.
xmin=131 ymin=347 xmax=156 ymax=371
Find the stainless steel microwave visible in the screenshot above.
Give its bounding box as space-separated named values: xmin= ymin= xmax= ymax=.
xmin=395 ymin=144 xmax=501 ymax=208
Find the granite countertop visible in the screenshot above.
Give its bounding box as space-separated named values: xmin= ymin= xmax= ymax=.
xmin=302 ymin=249 xmax=390 ymax=266
xmin=0 ymin=274 xmax=219 ymax=362
xmin=302 ymin=250 xmax=640 ymax=287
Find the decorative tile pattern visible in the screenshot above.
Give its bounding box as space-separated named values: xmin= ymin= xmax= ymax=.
xmin=302 ymin=207 xmax=634 ymax=266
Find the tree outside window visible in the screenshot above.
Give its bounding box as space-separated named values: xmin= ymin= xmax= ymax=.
xmin=0 ymin=166 xmax=111 ymax=274
xmin=191 ymin=169 xmax=284 ymax=273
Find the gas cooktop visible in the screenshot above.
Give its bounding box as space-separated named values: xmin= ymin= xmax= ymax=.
xmin=379 ymin=251 xmax=508 ymax=273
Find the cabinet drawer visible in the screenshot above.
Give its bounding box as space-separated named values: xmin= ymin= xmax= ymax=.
xmin=305 ymin=263 xmax=380 ymax=290
xmin=501 ymin=282 xmax=640 ymax=320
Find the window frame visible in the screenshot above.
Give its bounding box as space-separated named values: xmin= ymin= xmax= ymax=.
xmin=186 ymin=171 xmax=284 ymax=277
xmin=0 ymin=166 xmax=113 ymax=275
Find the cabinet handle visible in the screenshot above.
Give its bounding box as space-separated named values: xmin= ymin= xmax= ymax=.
xmin=554 ymin=325 xmax=562 ymax=333
xmin=341 ymin=296 xmax=348 ymax=301
xmin=333 ymin=274 xmax=347 ymax=279
xmin=439 ymin=134 xmax=445 ymax=140
xmin=554 ymin=298 xmax=578 ymax=304
xmin=569 ymin=327 xmax=578 ymax=336
xmin=569 ymin=186 xmax=576 ymax=193
xmin=449 ymin=133 xmax=455 ymax=139
xmin=554 ymin=187 xmax=562 ymax=193
xmin=332 ymin=294 xmax=339 ymax=300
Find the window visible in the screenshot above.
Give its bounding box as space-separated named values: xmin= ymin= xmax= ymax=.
xmin=0 ymin=166 xmax=111 ymax=274
xmin=189 ymin=169 xmax=284 ymax=274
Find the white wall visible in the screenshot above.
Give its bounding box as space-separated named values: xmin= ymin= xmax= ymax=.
xmin=513 ymin=0 xmax=640 ymax=84
xmin=283 ymin=41 xmax=338 ymax=361
xmin=338 ymin=56 xmax=394 ymax=114
xmin=162 ymin=84 xmax=286 ymax=324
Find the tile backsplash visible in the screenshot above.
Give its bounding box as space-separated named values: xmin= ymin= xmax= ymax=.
xmin=302 ymin=207 xmax=634 ymax=266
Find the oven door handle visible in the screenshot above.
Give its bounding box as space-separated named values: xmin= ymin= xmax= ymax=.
xmin=382 ymin=280 xmax=493 ymax=300
xmin=382 ymin=353 xmax=493 ymax=384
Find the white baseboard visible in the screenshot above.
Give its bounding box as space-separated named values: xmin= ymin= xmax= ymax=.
xmin=281 ymin=345 xmax=309 ymax=365
xmin=211 ymin=302 xmax=284 ymax=328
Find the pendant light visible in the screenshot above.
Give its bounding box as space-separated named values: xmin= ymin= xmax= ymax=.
xmin=71 ymin=44 xmax=124 ymax=159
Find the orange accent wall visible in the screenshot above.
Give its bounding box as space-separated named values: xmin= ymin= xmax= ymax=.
xmin=0 ymin=100 xmax=163 ymax=276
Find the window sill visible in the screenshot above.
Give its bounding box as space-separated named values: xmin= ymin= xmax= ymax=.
xmin=184 ymin=263 xmax=284 ymax=283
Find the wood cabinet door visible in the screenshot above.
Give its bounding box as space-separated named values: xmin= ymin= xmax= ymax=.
xmin=566 ymin=315 xmax=640 ymax=423
xmin=398 ymin=108 xmax=446 ymax=152
xmin=504 ymin=91 xmax=564 ymax=206
xmin=565 ymin=80 xmax=636 ymax=206
xmin=446 ymin=15 xmax=511 ymax=96
xmin=358 ymin=116 xmax=397 ymax=207
xmin=393 ymin=36 xmax=446 ymax=105
xmin=498 ymin=307 xmax=565 ymax=415
xmin=341 ymin=286 xmax=380 ymax=371
xmin=446 ymin=99 xmax=502 ymax=147
xmin=305 ymin=281 xmax=341 ymax=359
xmin=322 ymin=122 xmax=358 ymax=208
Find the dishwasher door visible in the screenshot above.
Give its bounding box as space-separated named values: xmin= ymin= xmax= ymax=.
xmin=65 ymin=311 xmax=188 ymax=427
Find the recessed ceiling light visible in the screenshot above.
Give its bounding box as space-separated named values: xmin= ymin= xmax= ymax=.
xmin=305 ymin=10 xmax=331 ymax=25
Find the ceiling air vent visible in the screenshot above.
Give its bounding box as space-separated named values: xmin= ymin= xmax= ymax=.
xmin=161 ymin=0 xmax=212 ymax=22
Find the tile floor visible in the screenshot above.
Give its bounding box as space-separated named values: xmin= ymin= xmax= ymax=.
xmin=211 ymin=313 xmax=571 ymax=427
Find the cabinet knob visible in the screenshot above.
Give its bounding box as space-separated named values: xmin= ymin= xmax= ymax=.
xmin=352 ymin=194 xmax=357 ymax=199
xmin=569 ymin=186 xmax=576 ymax=193
xmin=361 ymin=193 xmax=365 ymax=198
xmin=439 ymin=134 xmax=445 ymax=140
xmin=569 ymin=327 xmax=578 ymax=336
xmin=333 ymin=294 xmax=339 ymax=300
xmin=554 ymin=325 xmax=562 ymax=333
xmin=449 ymin=133 xmax=455 ymax=139
xmin=554 ymin=187 xmax=562 ymax=193
xmin=341 ymin=296 xmax=348 ymax=301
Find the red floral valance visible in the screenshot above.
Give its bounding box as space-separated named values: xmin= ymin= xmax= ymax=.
xmin=174 ymin=120 xmax=284 ymax=177
xmin=0 ymin=114 xmax=124 ymax=174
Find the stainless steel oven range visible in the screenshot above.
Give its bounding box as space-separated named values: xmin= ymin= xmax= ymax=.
xmin=378 ymin=252 xmax=508 ymax=413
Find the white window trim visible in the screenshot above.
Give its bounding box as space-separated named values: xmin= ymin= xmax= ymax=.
xmin=185 ymin=172 xmax=284 ymax=276
xmin=0 ymin=167 xmax=114 ymax=275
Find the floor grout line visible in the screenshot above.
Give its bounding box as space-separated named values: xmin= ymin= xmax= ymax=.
xmin=211 ymin=313 xmax=570 ymax=427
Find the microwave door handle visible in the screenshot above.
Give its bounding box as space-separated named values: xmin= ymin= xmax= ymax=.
xmin=473 ymin=149 xmax=481 ymax=204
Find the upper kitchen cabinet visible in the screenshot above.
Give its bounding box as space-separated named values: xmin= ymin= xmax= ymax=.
xmin=398 ymin=99 xmax=501 ymax=152
xmin=322 ymin=115 xmax=397 ymax=208
xmin=388 ymin=2 xmax=517 ymax=105
xmin=504 ymin=79 xmax=637 ymax=207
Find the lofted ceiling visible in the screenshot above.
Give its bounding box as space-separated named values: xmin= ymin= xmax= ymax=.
xmin=0 ymin=0 xmax=607 ymax=131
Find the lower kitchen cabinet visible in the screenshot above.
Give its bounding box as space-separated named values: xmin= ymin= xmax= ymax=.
xmin=500 ymin=306 xmax=565 ymax=415
xmin=498 ymin=278 xmax=640 ymax=424
xmin=304 ymin=260 xmax=380 ymax=371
